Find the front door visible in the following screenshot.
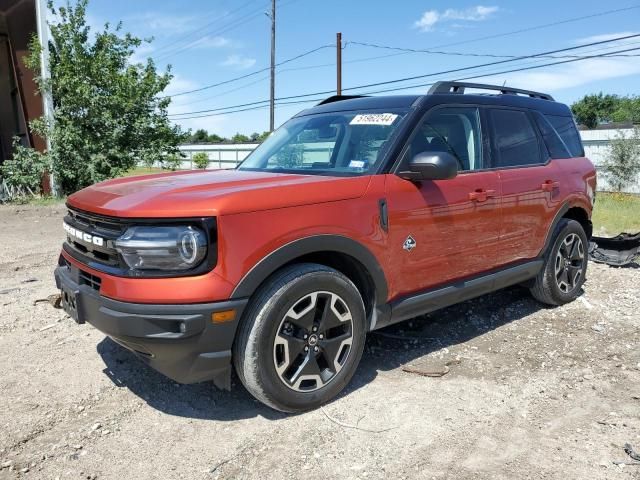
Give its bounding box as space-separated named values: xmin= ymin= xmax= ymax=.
xmin=385 ymin=106 xmax=502 ymax=300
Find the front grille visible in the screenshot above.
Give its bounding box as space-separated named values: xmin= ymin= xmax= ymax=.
xmin=79 ymin=269 xmax=102 ymax=291
xmin=64 ymin=208 xmax=126 ymax=268
xmin=59 ymin=256 xmax=102 ymax=292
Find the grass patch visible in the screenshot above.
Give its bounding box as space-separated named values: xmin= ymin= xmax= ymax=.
xmin=121 ymin=166 xmax=166 ymax=177
xmin=591 ymin=192 xmax=640 ymax=236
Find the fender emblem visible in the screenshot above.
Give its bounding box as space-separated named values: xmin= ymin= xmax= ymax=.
xmin=403 ymin=235 xmax=416 ymax=251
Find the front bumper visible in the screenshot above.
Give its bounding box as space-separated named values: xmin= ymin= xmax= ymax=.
xmin=54 ymin=261 xmax=248 ymax=389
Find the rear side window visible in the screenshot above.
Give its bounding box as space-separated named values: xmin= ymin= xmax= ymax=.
xmin=544 ymin=115 xmax=584 ymax=157
xmin=532 ymin=111 xmax=571 ymax=159
xmin=489 ymin=109 xmax=543 ymax=168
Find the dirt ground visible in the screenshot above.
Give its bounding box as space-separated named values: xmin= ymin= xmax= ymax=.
xmin=0 ymin=203 xmax=639 ymax=480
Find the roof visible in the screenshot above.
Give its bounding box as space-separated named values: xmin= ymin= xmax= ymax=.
xmin=298 ymin=81 xmax=571 ymax=117
xmin=295 ymin=95 xmax=421 ymax=116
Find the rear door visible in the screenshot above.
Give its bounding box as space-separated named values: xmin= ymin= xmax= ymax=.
xmin=385 ymin=105 xmax=501 ymax=298
xmin=487 ymin=107 xmax=562 ymax=265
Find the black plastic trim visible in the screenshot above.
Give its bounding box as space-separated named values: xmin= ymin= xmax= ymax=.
xmin=376 ymin=260 xmax=544 ymax=329
xmin=378 ymin=199 xmax=388 ymax=232
xmin=55 ymin=262 xmax=246 ymax=388
xmin=428 ymin=81 xmax=555 ymax=101
xmin=231 ymin=235 xmax=389 ymax=303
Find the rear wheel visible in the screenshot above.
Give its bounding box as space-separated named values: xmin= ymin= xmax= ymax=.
xmin=233 ymin=263 xmax=366 ymax=412
xmin=530 ymin=219 xmax=588 ymax=305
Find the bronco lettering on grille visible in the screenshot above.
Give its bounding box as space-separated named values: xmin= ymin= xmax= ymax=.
xmin=63 ymin=222 xmax=105 ymax=247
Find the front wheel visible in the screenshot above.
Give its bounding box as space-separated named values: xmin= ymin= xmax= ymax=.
xmin=233 ymin=263 xmax=366 ymax=412
xmin=530 ymin=219 xmax=588 ymax=305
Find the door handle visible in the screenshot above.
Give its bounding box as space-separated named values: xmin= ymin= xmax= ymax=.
xmin=468 ymin=189 xmax=496 ymax=202
xmin=541 ymin=180 xmax=560 ymax=192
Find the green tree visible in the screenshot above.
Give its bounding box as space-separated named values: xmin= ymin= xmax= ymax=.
xmin=0 ymin=137 xmax=49 ymax=195
xmin=190 ymin=129 xmax=210 ymax=143
xmin=257 ymin=131 xmax=271 ymax=142
xmin=24 ymin=0 xmax=185 ymax=195
xmin=207 ymin=133 xmax=224 ymax=143
xmin=192 ymin=152 xmax=209 ymax=169
xmin=571 ymin=93 xmax=618 ymax=129
xmin=602 ymin=127 xmax=640 ymax=192
xmin=571 ymin=93 xmax=640 ymax=129
xmin=611 ymin=96 xmax=640 ymax=124
xmin=231 ymin=133 xmax=250 ymax=143
xmin=161 ymin=153 xmax=183 ymax=171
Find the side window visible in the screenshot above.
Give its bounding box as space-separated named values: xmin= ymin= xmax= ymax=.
xmin=532 ymin=111 xmax=571 ymax=159
xmin=490 ymin=109 xmax=543 ymax=168
xmin=544 ymin=115 xmax=585 ymax=157
xmin=410 ymin=107 xmax=483 ymax=171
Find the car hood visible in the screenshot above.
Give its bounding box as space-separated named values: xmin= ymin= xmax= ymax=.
xmin=67 ymin=169 xmax=372 ymax=218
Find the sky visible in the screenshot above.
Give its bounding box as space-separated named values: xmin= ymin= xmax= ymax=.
xmin=76 ymin=0 xmax=640 ymax=137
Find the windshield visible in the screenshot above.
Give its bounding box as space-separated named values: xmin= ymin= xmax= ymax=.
xmin=238 ymin=109 xmax=408 ymax=175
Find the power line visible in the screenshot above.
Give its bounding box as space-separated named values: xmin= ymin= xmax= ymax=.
xmin=163 ymin=4 xmax=640 ymax=99
xmin=168 ymin=33 xmax=640 ymax=117
xmin=151 ymin=0 xmax=263 ymax=57
xmin=346 ymin=40 xmax=640 ymax=59
xmin=155 ymin=0 xmax=303 ymax=62
xmin=418 ymin=4 xmax=640 ymax=50
xmin=155 ymin=6 xmax=269 ymax=62
xmin=162 ymin=44 xmax=335 ymax=98
xmin=171 ymin=46 xmax=640 ymax=120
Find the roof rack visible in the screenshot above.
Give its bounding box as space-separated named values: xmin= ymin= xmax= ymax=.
xmin=316 ymin=95 xmax=368 ymax=106
xmin=428 ymin=81 xmax=554 ymax=101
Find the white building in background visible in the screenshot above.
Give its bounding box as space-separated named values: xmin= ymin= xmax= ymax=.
xmin=178 ymin=127 xmax=640 ymax=193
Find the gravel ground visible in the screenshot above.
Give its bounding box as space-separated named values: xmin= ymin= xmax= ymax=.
xmin=0 ymin=203 xmax=639 ymax=480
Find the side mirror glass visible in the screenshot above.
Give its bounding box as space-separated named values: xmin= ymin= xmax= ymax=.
xmin=398 ymin=151 xmax=458 ymax=181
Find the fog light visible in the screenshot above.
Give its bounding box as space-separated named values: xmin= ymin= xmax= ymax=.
xmin=212 ymin=310 xmax=236 ymax=323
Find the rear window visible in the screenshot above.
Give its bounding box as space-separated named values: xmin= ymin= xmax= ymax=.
xmin=490 ymin=109 xmax=543 ymax=168
xmin=532 ymin=111 xmax=571 ymax=159
xmin=544 ymin=115 xmax=584 ymax=157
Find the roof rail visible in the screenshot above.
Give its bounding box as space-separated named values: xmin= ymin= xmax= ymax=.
xmin=316 ymin=95 xmax=368 ymax=106
xmin=428 ymin=81 xmax=554 ymax=101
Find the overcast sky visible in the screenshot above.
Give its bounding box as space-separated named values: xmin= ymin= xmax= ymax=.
xmin=79 ymin=0 xmax=640 ymax=137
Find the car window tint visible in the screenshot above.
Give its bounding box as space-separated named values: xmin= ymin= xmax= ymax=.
xmin=412 ymin=107 xmax=483 ymax=171
xmin=544 ymin=114 xmax=585 ymax=157
xmin=490 ymin=109 xmax=542 ymax=168
xmin=532 ymin=111 xmax=571 ymax=159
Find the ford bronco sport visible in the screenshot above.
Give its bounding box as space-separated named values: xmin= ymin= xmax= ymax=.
xmin=55 ymin=81 xmax=596 ymax=412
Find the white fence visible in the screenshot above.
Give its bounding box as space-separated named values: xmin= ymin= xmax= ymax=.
xmin=178 ymin=130 xmax=640 ymax=193
xmin=177 ymin=143 xmax=259 ymax=170
xmin=581 ymin=128 xmax=639 ymax=194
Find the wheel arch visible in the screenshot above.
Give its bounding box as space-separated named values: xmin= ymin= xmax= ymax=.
xmin=541 ymin=201 xmax=592 ymax=256
xmin=562 ymin=206 xmax=592 ymax=240
xmin=230 ymin=235 xmax=388 ymax=322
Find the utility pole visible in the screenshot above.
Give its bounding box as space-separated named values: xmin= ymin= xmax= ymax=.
xmin=336 ymin=32 xmax=342 ymax=95
xmin=269 ymin=0 xmax=276 ymax=132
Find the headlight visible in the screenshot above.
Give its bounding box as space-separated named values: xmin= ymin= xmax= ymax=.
xmin=115 ymin=225 xmax=207 ymax=271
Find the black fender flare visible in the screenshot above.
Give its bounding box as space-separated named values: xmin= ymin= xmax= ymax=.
xmin=540 ymin=201 xmax=592 ymax=257
xmin=230 ymin=235 xmax=389 ymax=302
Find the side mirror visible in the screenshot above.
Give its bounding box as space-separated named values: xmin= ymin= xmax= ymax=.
xmin=398 ymin=151 xmax=458 ymax=181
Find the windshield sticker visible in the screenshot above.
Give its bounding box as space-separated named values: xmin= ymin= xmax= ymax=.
xmin=350 ymin=113 xmax=398 ymax=126
xmin=348 ymin=160 xmax=366 ymax=169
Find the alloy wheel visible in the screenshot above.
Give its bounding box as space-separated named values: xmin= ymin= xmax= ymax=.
xmin=273 ymin=291 xmax=354 ymax=392
xmin=554 ymin=233 xmax=585 ymax=293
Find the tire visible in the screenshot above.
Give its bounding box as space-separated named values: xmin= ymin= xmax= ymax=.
xmin=530 ymin=219 xmax=588 ymax=306
xmin=233 ymin=263 xmax=367 ymax=413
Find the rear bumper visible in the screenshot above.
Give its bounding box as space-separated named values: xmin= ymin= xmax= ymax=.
xmin=54 ymin=262 xmax=248 ymax=389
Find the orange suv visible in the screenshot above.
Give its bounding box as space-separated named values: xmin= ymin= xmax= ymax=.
xmin=55 ymin=81 xmax=596 ymax=412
